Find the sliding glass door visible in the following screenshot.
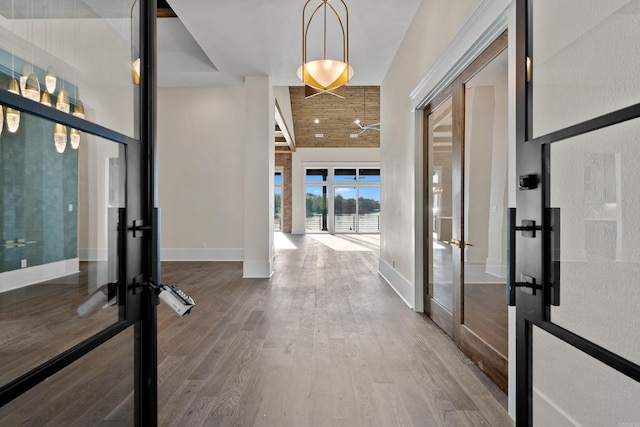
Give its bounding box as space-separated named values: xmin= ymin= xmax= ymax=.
xmin=305 ymin=165 xmax=380 ymax=234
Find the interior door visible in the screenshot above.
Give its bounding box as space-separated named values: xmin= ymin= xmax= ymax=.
xmin=514 ymin=0 xmax=640 ymax=424
xmin=0 ymin=0 xmax=159 ymax=424
xmin=424 ymin=33 xmax=509 ymax=391
xmin=425 ymin=94 xmax=457 ymax=337
xmin=459 ymin=43 xmax=509 ymax=390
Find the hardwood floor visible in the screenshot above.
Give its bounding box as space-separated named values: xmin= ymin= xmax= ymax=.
xmin=0 ymin=234 xmax=512 ymax=426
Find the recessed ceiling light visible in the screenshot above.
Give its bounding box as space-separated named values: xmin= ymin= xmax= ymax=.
xmin=314 ymin=119 xmax=320 ymax=124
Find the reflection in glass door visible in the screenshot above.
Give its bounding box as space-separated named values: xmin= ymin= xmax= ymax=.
xmin=462 ymin=48 xmax=509 ymax=358
xmin=427 ymin=96 xmax=454 ymax=317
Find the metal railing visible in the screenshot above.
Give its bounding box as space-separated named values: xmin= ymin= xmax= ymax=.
xmin=305 ymin=213 xmax=380 ymax=233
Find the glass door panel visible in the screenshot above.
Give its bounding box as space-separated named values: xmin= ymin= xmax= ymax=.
xmin=358 ymin=186 xmax=380 ymax=233
xmin=428 ymin=97 xmax=454 ymax=314
xmin=462 ymin=49 xmax=508 ymax=357
xmin=305 ymin=185 xmax=327 ymax=232
xmin=274 ymin=187 xmax=282 ymax=231
xmin=531 ymin=0 xmax=640 ymax=138
xmin=0 ymin=1 xmax=140 ymax=139
xmin=549 ymin=117 xmax=640 ymax=365
xmin=0 ymin=111 xmax=125 ymax=388
xmin=0 ymin=327 xmax=134 ymax=425
xmin=532 ymin=326 xmax=640 ymax=426
xmin=274 ymin=172 xmax=282 ymax=232
xmin=334 ymin=186 xmax=357 ymax=233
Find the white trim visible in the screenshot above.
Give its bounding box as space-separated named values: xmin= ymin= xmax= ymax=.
xmin=161 ymin=248 xmax=244 ymax=261
xmin=78 ymin=248 xmax=109 ymax=262
xmin=485 ymin=257 xmax=507 ymax=278
xmin=243 ymin=260 xmax=274 ymax=278
xmin=414 ymin=108 xmax=425 ymax=313
xmin=302 ymin=161 xmax=381 ymax=169
xmin=0 ymin=258 xmax=80 ymax=293
xmin=378 ymin=257 xmax=414 ymax=309
xmin=410 ymin=0 xmax=513 ymax=111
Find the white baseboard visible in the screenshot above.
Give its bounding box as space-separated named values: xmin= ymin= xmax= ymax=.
xmin=243 ymin=260 xmax=274 ymax=278
xmin=0 ymin=258 xmax=80 ymax=293
xmin=485 ymin=257 xmax=507 ymax=278
xmin=378 ymin=258 xmax=414 ymax=309
xmin=78 ymin=248 xmax=108 ymax=262
xmin=161 ymin=248 xmax=244 ymax=261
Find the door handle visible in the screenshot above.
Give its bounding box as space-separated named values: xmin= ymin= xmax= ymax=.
xmin=444 ymin=239 xmax=462 ymax=248
xmin=444 ymin=239 xmax=474 ymax=248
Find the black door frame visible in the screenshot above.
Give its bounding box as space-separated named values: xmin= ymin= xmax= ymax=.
xmin=514 ymin=0 xmax=640 ymax=424
xmin=0 ymin=0 xmax=160 ymax=424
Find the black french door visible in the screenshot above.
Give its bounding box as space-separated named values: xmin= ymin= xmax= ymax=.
xmin=0 ymin=0 xmax=159 ymax=424
xmin=514 ymin=0 xmax=640 ymax=424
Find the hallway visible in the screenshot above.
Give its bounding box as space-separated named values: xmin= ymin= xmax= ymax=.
xmin=156 ymin=233 xmax=511 ymax=426
xmin=0 ymin=234 xmax=512 ymax=426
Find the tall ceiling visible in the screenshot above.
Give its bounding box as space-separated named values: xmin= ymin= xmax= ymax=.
xmin=160 ymin=0 xmax=423 ymax=87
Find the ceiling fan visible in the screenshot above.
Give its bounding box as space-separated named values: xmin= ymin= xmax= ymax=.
xmin=353 ymin=119 xmax=380 ymax=134
xmin=352 ymin=87 xmax=380 ymax=134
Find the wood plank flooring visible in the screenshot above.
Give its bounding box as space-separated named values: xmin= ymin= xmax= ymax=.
xmin=0 ymin=233 xmax=512 ymax=426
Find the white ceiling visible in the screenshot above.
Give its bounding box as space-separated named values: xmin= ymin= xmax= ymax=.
xmin=159 ymin=0 xmax=423 ymax=87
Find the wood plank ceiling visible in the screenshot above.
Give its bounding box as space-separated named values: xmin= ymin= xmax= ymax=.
xmin=287 ymin=86 xmax=380 ymax=149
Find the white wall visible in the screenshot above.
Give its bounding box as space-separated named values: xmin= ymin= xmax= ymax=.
xmin=243 ymin=77 xmax=275 ymax=278
xmin=291 ymin=147 xmax=381 ymax=234
xmin=157 ymin=86 xmax=246 ymax=261
xmin=380 ymin=0 xmax=481 ymax=308
xmin=381 ymin=0 xmax=516 ymax=416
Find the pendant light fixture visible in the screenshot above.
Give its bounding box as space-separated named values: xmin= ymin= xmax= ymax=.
xmin=7 ymin=0 xmax=20 ymax=133
xmin=298 ymin=0 xmax=353 ymax=99
xmin=69 ymin=127 xmax=80 ymax=149
xmin=45 ymin=66 xmax=57 ymax=94
xmin=41 ymin=91 xmax=52 ymax=107
xmin=56 ymin=87 xmax=70 ymax=113
xmin=72 ymin=99 xmax=84 ymax=118
xmin=72 ymin=0 xmax=84 ymax=119
xmin=54 ymin=123 xmax=67 ymax=153
xmin=23 ymin=0 xmax=41 ymax=102
xmin=45 ymin=1 xmax=57 ymax=94
xmin=131 ymin=0 xmax=140 ymax=84
xmin=56 ymin=0 xmax=69 ymax=113
xmin=24 ymin=74 xmax=41 ymax=102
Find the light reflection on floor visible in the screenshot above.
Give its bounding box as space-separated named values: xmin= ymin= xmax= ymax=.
xmin=309 ymin=234 xmax=379 ymax=252
xmin=274 ymin=232 xmax=297 ymax=250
